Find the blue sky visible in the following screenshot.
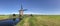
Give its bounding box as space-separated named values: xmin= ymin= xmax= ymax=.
xmin=0 ymin=0 xmax=60 ymax=15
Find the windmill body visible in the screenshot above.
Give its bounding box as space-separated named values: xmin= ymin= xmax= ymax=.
xmin=19 ymin=5 xmax=24 ymax=18
xmin=19 ymin=9 xmax=24 ymax=16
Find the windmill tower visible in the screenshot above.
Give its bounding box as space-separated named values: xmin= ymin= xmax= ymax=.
xmin=19 ymin=5 xmax=24 ymax=17
xmin=19 ymin=4 xmax=27 ymax=20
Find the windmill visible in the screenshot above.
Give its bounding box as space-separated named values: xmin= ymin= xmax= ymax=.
xmin=19 ymin=4 xmax=27 ymax=20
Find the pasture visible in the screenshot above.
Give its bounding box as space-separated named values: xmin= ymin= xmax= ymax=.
xmin=0 ymin=15 xmax=19 ymax=20
xmin=16 ymin=15 xmax=60 ymax=26
xmin=0 ymin=15 xmax=9 ymax=20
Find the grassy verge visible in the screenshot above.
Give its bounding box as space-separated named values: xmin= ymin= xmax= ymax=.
xmin=16 ymin=15 xmax=60 ymax=26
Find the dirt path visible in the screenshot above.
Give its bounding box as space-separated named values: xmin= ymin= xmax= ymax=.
xmin=23 ymin=18 xmax=30 ymax=26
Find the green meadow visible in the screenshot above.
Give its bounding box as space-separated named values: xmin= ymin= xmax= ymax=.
xmin=0 ymin=15 xmax=9 ymax=20
xmin=0 ymin=15 xmax=19 ymax=20
xmin=16 ymin=15 xmax=60 ymax=26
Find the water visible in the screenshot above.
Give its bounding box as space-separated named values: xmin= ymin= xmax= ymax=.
xmin=0 ymin=18 xmax=20 ymax=26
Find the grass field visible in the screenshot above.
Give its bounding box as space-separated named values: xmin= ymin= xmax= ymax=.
xmin=0 ymin=15 xmax=9 ymax=20
xmin=0 ymin=15 xmax=19 ymax=20
xmin=16 ymin=15 xmax=60 ymax=26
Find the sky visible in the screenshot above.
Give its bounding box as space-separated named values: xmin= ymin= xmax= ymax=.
xmin=0 ymin=0 xmax=60 ymax=15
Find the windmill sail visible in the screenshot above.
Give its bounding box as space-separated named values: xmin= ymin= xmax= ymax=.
xmin=21 ymin=4 xmax=23 ymax=10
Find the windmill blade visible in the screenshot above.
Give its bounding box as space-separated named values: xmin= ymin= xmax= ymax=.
xmin=23 ymin=9 xmax=28 ymax=11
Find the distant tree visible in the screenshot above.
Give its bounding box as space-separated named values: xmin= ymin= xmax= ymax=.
xmin=13 ymin=14 xmax=16 ymax=16
xmin=30 ymin=14 xmax=33 ymax=17
xmin=12 ymin=14 xmax=16 ymax=21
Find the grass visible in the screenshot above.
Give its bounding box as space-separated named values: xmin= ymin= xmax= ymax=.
xmin=0 ymin=15 xmax=60 ymax=26
xmin=16 ymin=15 xmax=60 ymax=26
xmin=0 ymin=15 xmax=19 ymax=20
xmin=0 ymin=15 xmax=9 ymax=20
